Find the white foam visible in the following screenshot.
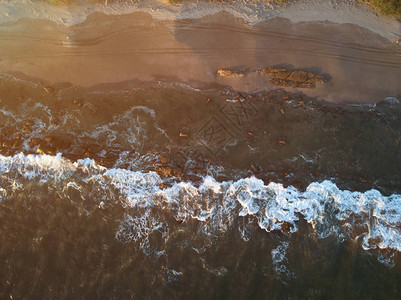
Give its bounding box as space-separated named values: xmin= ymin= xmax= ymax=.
xmin=377 ymin=250 xmax=396 ymax=268
xmin=1 ymin=152 xmax=401 ymax=258
xmin=201 ymin=258 xmax=228 ymax=277
xmin=76 ymin=105 xmax=169 ymax=150
xmin=116 ymin=211 xmax=169 ymax=256
xmin=108 ymin=172 xmax=401 ymax=254
xmin=103 ymin=168 xmax=161 ymax=207
xmin=383 ymin=97 xmax=400 ymax=105
xmin=271 ymin=241 xmax=294 ymax=279
xmin=0 ymin=153 xmax=76 ymax=182
xmin=167 ymin=269 xmax=183 ymax=283
xmin=0 ymin=187 xmax=6 ymax=201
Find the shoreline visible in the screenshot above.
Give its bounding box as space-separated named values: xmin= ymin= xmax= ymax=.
xmin=0 ymin=0 xmax=400 ymax=104
xmin=1 ymin=11 xmax=400 ymax=104
xmin=1 ymin=0 xmax=400 ymax=41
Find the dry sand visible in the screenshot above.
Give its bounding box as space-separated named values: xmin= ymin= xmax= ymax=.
xmin=0 ymin=0 xmax=400 ymax=103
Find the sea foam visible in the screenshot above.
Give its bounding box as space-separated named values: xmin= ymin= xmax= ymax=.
xmin=1 ymin=153 xmax=401 ymax=256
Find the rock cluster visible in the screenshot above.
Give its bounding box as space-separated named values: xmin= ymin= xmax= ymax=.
xmin=217 ymin=65 xmax=327 ymax=88
xmin=259 ymin=67 xmax=327 ymax=88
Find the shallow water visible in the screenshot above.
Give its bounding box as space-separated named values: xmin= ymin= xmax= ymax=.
xmin=1 ymin=74 xmax=401 ymax=298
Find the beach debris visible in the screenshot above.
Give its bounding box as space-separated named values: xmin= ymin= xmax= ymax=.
xmin=73 ymin=99 xmax=83 ymax=108
xmin=217 ymin=68 xmax=245 ymax=77
xmin=43 ymin=86 xmax=54 ymax=94
xmin=359 ymin=175 xmax=370 ymax=183
xmin=24 ymin=120 xmax=35 ymax=127
xmin=251 ymin=163 xmax=261 ymax=174
xmin=278 ymin=137 xmax=286 ymax=146
xmin=259 ymin=67 xmax=328 ymax=88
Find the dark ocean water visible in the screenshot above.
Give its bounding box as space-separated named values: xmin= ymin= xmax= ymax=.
xmin=1 ymin=74 xmax=401 ymax=299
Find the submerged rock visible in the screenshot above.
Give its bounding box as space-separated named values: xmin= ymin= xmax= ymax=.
xmin=154 ymin=165 xmax=183 ymax=178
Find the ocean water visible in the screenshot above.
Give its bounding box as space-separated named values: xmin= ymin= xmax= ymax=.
xmin=1 ymin=74 xmax=401 ymax=298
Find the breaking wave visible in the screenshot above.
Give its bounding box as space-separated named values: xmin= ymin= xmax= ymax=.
xmin=1 ymin=152 xmax=401 ymax=258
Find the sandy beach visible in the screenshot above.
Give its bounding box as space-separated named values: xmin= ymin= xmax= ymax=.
xmin=3 ymin=2 xmax=401 ymax=298
xmin=0 ymin=0 xmax=400 ymax=103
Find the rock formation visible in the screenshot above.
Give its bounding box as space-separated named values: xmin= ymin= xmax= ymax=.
xmin=259 ymin=67 xmax=327 ymax=88
xmin=217 ymin=68 xmax=245 ymax=77
xmin=217 ymin=66 xmax=327 ymax=88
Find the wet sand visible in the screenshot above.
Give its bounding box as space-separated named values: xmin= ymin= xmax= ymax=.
xmin=0 ymin=11 xmax=400 ymax=104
